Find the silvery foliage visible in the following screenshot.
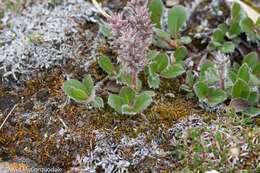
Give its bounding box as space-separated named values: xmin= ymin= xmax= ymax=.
xmin=0 ymin=0 xmax=98 ymax=80
xmin=75 ymin=131 xmax=171 ymax=173
xmin=168 ymin=115 xmax=205 ymax=145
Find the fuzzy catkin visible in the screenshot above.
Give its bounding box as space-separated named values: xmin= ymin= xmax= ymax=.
xmin=109 ymin=0 xmax=153 ymax=75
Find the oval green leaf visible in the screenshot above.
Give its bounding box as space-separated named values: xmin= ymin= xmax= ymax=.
xmin=149 ymin=0 xmax=163 ymax=28
xmin=98 ymin=55 xmax=115 ymax=76
xmin=160 ymin=63 xmax=185 ymax=78
xmin=168 ymin=5 xmax=188 ymax=38
xmin=232 ymin=79 xmax=250 ymax=99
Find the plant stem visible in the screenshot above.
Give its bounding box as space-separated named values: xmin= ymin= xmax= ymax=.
xmin=220 ymin=65 xmax=225 ymax=90
xmin=131 ymin=71 xmax=138 ymax=91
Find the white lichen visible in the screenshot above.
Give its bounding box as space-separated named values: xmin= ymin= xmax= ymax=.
xmin=0 ymin=0 xmax=98 ymax=80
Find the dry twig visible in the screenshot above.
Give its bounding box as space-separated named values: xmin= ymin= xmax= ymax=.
xmin=0 ymin=104 xmax=18 ymax=130
xmin=91 ymin=0 xmax=111 ymax=18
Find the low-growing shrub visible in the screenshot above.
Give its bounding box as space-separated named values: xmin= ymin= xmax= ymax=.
xmin=63 ymin=0 xmax=260 ymax=116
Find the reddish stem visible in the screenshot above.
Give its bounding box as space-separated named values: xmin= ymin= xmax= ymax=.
xmin=131 ymin=71 xmax=137 ymax=91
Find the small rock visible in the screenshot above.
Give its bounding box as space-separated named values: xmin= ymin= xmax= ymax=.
xmin=205 ymin=171 xmax=219 ymax=173
xmin=165 ymin=93 xmax=175 ymax=98
xmin=165 ymin=0 xmax=179 ymax=7
xmin=230 ymin=146 xmax=240 ymax=158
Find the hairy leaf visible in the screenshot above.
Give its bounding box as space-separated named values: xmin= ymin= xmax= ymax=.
xmin=91 ymin=96 xmax=104 ymax=108
xmin=243 ymin=52 xmax=258 ymax=69
xmin=220 ymin=42 xmax=235 ymax=53
xmin=194 ymin=82 xmax=208 ymax=102
xmin=175 ymin=47 xmax=187 ymax=62
xmin=99 ymin=55 xmax=116 ymax=76
xmin=237 ymin=63 xmax=250 ymax=83
xmin=83 ymin=75 xmax=94 ymax=95
xmin=133 ymin=91 xmax=154 ymax=113
xmin=108 ymin=94 xmax=126 ymax=113
xmin=149 ymin=0 xmax=163 ymax=28
xmin=232 ymin=79 xmax=250 ymax=99
xmin=63 ymin=79 xmax=89 ymax=102
xmin=148 ymin=75 xmax=160 ymax=89
xmin=207 ymin=88 xmax=227 ymax=106
xmin=161 ymin=63 xmax=185 ymax=78
xmin=168 ymin=5 xmax=188 ymax=38
xmin=119 ymin=87 xmax=135 ymax=104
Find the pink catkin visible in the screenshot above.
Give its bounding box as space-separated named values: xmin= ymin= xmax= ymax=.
xmin=109 ymin=0 xmax=153 ymax=75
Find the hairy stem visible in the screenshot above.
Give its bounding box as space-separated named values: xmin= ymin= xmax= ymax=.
xmin=131 ymin=71 xmax=138 ymax=91
xmin=219 ymin=65 xmax=225 ymax=90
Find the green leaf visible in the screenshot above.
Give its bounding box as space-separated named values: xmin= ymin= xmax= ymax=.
xmin=204 ymin=67 xmax=220 ymax=85
xmin=256 ymin=17 xmax=260 ymax=40
xmin=180 ymin=84 xmax=192 ymax=92
xmin=153 ymin=28 xmax=172 ymax=42
xmin=228 ymin=69 xmax=238 ymax=83
xmin=149 ymin=0 xmax=163 ymax=28
xmin=249 ymin=73 xmax=260 ymax=86
xmin=152 ymin=37 xmax=170 ymax=48
xmin=232 ymin=79 xmax=250 ymax=99
xmin=227 ymin=22 xmax=242 ymax=39
xmin=174 ymin=47 xmax=187 ymax=62
xmin=119 ymin=87 xmax=135 ymax=104
xmin=256 ymin=17 xmax=260 ymax=28
xmin=233 ymin=62 xmax=241 ymax=71
xmin=133 ymin=92 xmax=154 ymax=113
xmin=180 ymin=36 xmax=192 ymax=44
xmin=0 ymin=11 xmax=4 ymax=19
xmin=215 ymin=131 xmax=223 ymax=145
xmin=186 ymin=70 xmax=194 ymax=86
xmin=108 ymin=94 xmax=126 ymax=113
xmin=248 ymin=91 xmax=259 ymax=104
xmin=212 ymin=29 xmax=225 ymax=42
xmin=200 ymin=60 xmax=214 ymax=72
xmin=207 ymin=88 xmax=227 ymax=106
xmin=244 ymin=107 xmax=260 ymax=116
xmin=118 ymin=72 xmax=142 ymax=91
xmin=147 ymin=50 xmax=160 ymax=60
xmin=209 ymin=41 xmax=222 ymax=48
xmin=121 ymin=104 xmax=133 ymax=114
xmin=151 ymin=53 xmax=169 ymax=72
xmin=193 ymin=82 xmax=208 ymax=101
xmin=160 ymin=63 xmax=185 ymax=78
xmin=231 ymin=2 xmax=244 ymax=22
xmin=64 ymin=79 xmax=86 ymax=92
xmin=168 ymin=5 xmax=188 ymax=38
xmin=240 ymin=17 xmax=254 ymax=33
xmin=91 ymin=96 xmax=104 ymax=108
xmin=237 ymin=63 xmax=250 ymax=83
xmin=253 ymin=63 xmax=260 ymax=78
xmin=148 ymin=64 xmax=157 ymax=77
xmin=220 ymin=42 xmax=235 ymax=53
xmin=243 ymin=52 xmax=258 ymax=69
xmin=63 ymin=79 xmax=89 ymax=102
xmin=83 ymin=75 xmax=94 ymax=95
xmin=99 ymin=23 xmax=112 ymax=37
xmin=148 ymin=75 xmax=160 ymax=89
xmin=98 ymin=55 xmax=116 ymax=76
xmin=143 ymin=90 xmax=156 ymax=97
xmin=218 ymin=23 xmax=229 ymax=33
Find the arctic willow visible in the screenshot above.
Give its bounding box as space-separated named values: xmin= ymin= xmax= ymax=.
xmin=63 ymin=0 xmax=189 ymax=115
